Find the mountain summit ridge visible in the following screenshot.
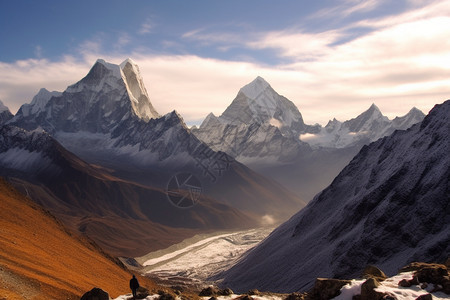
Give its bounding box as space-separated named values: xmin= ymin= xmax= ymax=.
xmin=9 ymin=58 xmax=159 ymax=134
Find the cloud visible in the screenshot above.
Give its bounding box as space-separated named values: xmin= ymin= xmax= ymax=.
xmin=182 ymin=27 xmax=246 ymax=50
xmin=246 ymin=29 xmax=343 ymax=60
xmin=139 ymin=18 xmax=154 ymax=35
xmin=0 ymin=57 xmax=91 ymax=113
xmin=117 ymin=32 xmax=131 ymax=48
xmin=310 ymin=0 xmax=385 ymax=21
xmin=0 ymin=1 xmax=449 ymax=126
xmin=34 ymin=45 xmax=43 ymax=58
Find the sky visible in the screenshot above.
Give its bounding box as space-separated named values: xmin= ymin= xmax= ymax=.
xmin=1 ymin=0 xmax=450 ymax=126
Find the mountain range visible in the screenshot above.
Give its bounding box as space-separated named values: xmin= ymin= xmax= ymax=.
xmin=193 ymin=77 xmax=425 ymax=201
xmin=1 ymin=59 xmax=304 ymax=257
xmin=0 ymin=57 xmax=447 ymax=298
xmin=219 ymin=100 xmax=450 ymax=293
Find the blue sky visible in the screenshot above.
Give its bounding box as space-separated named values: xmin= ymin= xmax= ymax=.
xmin=1 ymin=0 xmax=450 ymax=125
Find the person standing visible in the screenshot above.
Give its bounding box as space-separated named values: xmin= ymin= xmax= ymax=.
xmin=129 ymin=274 xmax=140 ymax=299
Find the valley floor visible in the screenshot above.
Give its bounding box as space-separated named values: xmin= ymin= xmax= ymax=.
xmin=136 ymin=227 xmax=274 ymax=288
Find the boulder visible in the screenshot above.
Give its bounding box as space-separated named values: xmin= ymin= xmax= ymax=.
xmin=310 ymin=278 xmax=352 ymax=300
xmin=80 ymin=287 xmax=110 ymax=300
xmin=399 ymin=262 xmax=446 ymax=273
xmin=398 ymin=262 xmax=450 ymax=295
xmin=415 ymin=266 xmax=448 ymax=283
xmin=136 ymin=286 xmax=150 ymax=299
xmin=158 ymin=291 xmax=175 ymax=300
xmin=398 ymin=279 xmax=412 ymax=287
xmin=199 ymin=286 xmax=219 ymax=297
xmin=362 ymin=266 xmax=387 ymax=281
xmin=247 ymin=289 xmax=260 ymax=295
xmin=219 ymin=288 xmax=234 ymax=296
xmin=415 ymin=294 xmax=432 ymax=300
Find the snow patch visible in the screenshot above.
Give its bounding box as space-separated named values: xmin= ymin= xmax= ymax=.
xmin=240 ymin=76 xmax=270 ymax=100
xmin=332 ymin=272 xmax=449 ymax=300
xmin=96 ymin=59 xmax=122 ymax=79
xmin=332 ymin=280 xmax=366 ymax=300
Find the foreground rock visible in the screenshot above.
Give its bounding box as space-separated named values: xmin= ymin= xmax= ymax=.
xmin=80 ymin=287 xmax=110 ymax=300
xmin=398 ymin=262 xmax=450 ymax=294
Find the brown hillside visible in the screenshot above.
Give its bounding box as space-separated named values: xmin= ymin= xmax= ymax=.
xmin=0 ymin=178 xmax=156 ymax=299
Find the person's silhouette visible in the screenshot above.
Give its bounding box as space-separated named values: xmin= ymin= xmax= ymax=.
xmin=129 ymin=275 xmax=140 ymax=299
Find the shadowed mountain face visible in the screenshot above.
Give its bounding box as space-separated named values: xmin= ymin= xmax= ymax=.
xmin=0 ymin=125 xmax=260 ymax=257
xmin=219 ymin=100 xmax=449 ymax=293
xmin=0 ymin=178 xmax=158 ymax=299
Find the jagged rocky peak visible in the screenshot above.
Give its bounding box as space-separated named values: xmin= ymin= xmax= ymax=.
xmin=9 ymin=58 xmax=161 ymax=134
xmin=30 ymin=88 xmax=62 ymax=113
xmin=392 ymin=107 xmax=425 ymax=129
xmin=200 ymin=112 xmax=221 ymax=128
xmin=120 ymin=58 xmax=159 ymax=121
xmin=0 ymin=99 xmax=9 ymax=112
xmin=66 ymin=58 xmax=159 ymax=121
xmin=220 ymin=76 xmax=305 ymax=131
xmin=239 ymin=76 xmax=271 ymax=99
xmin=343 ymin=103 xmax=389 ymax=133
xmin=0 ymin=100 xmax=13 ymax=124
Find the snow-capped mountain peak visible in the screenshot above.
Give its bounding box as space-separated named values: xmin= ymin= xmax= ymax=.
xmin=392 ymin=107 xmax=426 ymax=130
xmin=219 ymin=76 xmax=305 ymax=129
xmin=28 ymin=88 xmax=62 ymax=115
xmin=9 ymin=58 xmax=160 ymax=133
xmin=300 ymin=104 xmax=424 ymax=149
xmin=95 ymin=58 xmax=122 ymax=79
xmin=120 ymin=58 xmax=159 ymax=121
xmin=239 ymin=76 xmax=271 ymax=100
xmin=344 ymin=103 xmax=389 ymax=133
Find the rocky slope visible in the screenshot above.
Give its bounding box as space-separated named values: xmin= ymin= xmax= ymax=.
xmin=0 ymin=178 xmax=158 ymax=299
xmin=219 ymin=100 xmax=449 ymax=293
xmin=0 ymin=125 xmax=261 ymax=257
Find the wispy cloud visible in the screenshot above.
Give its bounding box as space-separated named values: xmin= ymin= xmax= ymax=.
xmin=117 ymin=32 xmax=131 ymax=47
xmin=310 ymin=0 xmax=385 ymax=21
xmin=78 ymin=37 xmax=103 ymax=58
xmin=246 ymin=29 xmax=343 ymax=60
xmin=34 ymin=45 xmax=43 ymax=58
xmin=0 ymin=57 xmax=91 ymax=113
xmin=139 ymin=18 xmax=154 ymax=35
xmin=182 ymin=28 xmax=246 ymax=49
